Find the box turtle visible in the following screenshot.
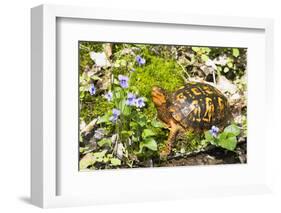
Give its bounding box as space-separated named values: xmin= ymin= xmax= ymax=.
xmin=151 ymin=81 xmax=231 ymax=158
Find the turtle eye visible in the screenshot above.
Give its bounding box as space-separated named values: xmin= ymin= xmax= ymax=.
xmin=177 ymin=93 xmax=185 ymax=99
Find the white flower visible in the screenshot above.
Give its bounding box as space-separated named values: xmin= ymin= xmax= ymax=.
xmin=89 ymin=52 xmax=110 ymax=67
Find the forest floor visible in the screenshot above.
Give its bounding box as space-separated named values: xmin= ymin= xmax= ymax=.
xmin=158 ymin=142 xmax=247 ymax=167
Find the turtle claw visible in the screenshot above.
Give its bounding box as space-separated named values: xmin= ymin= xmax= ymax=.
xmin=159 ymin=145 xmax=171 ymax=160
xmin=159 ymin=151 xmax=168 ymax=160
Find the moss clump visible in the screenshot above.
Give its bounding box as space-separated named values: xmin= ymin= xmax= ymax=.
xmin=80 ymin=96 xmax=113 ymax=123
xmin=131 ymin=56 xmax=184 ymax=96
xmin=130 ymin=56 xmax=184 ymax=120
xmin=175 ymin=131 xmax=206 ymax=153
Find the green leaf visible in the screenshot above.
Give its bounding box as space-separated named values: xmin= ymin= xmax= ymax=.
xmin=110 ymin=158 xmax=121 ymax=166
xmin=97 ymin=138 xmax=111 ymax=147
xmin=79 ymin=153 xmax=95 ymax=170
xmin=137 ymin=116 xmax=147 ymax=127
xmin=117 ymin=99 xmax=126 ymax=112
xmin=202 ymin=47 xmax=211 ymax=53
xmin=224 ymin=124 xmax=240 ymax=136
xmin=227 ymin=62 xmax=233 ymax=68
xmin=129 ymin=121 xmax=138 ymax=129
xmin=114 ymin=62 xmax=120 ymax=68
xmin=97 ymin=113 xmax=111 ymax=124
xmin=142 ymin=129 xmax=156 ymax=138
xmin=201 ymin=54 xmax=209 ymax=62
xmin=151 ymin=119 xmax=165 ymax=128
xmin=204 ymin=130 xmax=214 ymax=142
xmin=113 ymin=86 xmax=122 ymax=94
xmin=79 ymin=147 xmax=89 ymax=153
xmin=140 ymin=138 xmax=158 ymax=151
xmin=113 ymin=78 xmax=120 ymax=85
xmin=223 ymin=67 xmax=229 ymax=73
xmin=121 ymin=130 xmax=134 ymax=138
xmin=93 ymin=150 xmax=107 ymax=162
xmin=132 ymin=136 xmax=139 ymax=142
xmin=91 ymin=75 xmax=102 ymax=81
xmin=120 ymin=59 xmax=127 ymax=67
xmin=232 ymin=48 xmax=240 ymax=57
xmin=218 ymin=136 xmax=237 ymax=151
xmin=192 ymin=47 xmax=200 ymax=52
xmin=80 ymin=92 xmax=85 ymax=99
xmin=122 ymin=105 xmax=131 ymax=116
xmin=200 ymin=139 xmax=209 ymax=146
xmin=114 ymin=59 xmax=126 ymax=68
xmin=218 ymin=132 xmax=228 ymax=140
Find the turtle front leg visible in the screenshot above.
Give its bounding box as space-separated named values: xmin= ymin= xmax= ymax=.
xmin=160 ymin=122 xmax=181 ymax=159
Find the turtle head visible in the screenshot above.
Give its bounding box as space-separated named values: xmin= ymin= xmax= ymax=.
xmin=151 ymin=86 xmax=167 ymax=107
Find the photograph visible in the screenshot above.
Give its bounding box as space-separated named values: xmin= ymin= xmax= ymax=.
xmin=79 ymin=42 xmax=247 ymax=171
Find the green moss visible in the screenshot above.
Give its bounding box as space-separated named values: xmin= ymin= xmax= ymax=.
xmin=131 ymin=57 xmax=184 ymax=95
xmin=80 ymin=96 xmax=113 ymax=123
xmin=130 ymin=56 xmax=184 ymax=120
xmin=175 ymin=131 xmax=206 ymax=153
xmin=79 ymin=41 xmax=103 ymax=72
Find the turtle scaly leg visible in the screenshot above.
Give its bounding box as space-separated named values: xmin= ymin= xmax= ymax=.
xmin=160 ymin=121 xmax=180 ymax=159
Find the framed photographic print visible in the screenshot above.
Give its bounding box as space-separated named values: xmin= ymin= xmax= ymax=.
xmin=31 ymin=4 xmax=274 ymax=208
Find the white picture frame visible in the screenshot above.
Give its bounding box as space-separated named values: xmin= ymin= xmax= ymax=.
xmin=31 ymin=4 xmax=274 ymax=208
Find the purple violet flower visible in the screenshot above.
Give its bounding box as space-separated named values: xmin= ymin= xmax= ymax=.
xmin=210 ymin=126 xmax=219 ymax=137
xmin=118 ymin=75 xmax=129 ymax=88
xmin=136 ymin=55 xmax=146 ymax=66
xmin=109 ymin=108 xmax=121 ymax=123
xmin=126 ymin=93 xmax=136 ymax=106
xmin=135 ymin=97 xmax=145 ymax=108
xmin=104 ymin=91 xmax=113 ymax=101
xmin=89 ymin=83 xmax=96 ymax=95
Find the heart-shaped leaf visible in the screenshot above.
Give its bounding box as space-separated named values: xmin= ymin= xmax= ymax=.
xmin=142 ymin=129 xmax=156 ymax=139
xmin=218 ymin=136 xmax=237 ymax=151
xmin=224 ymin=124 xmax=240 ymax=136
xmin=140 ymin=138 xmax=158 ymax=151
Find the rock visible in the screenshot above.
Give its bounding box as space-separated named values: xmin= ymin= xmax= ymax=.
xmin=217 ymin=76 xmax=238 ymax=95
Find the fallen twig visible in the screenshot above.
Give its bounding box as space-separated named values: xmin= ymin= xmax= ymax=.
xmin=80 ymin=118 xmax=98 ymax=135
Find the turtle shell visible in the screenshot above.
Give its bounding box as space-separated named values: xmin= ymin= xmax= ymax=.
xmin=168 ymin=82 xmax=230 ymax=130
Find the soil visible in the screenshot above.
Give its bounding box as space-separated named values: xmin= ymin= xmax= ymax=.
xmin=157 ymin=142 xmax=247 ymax=167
